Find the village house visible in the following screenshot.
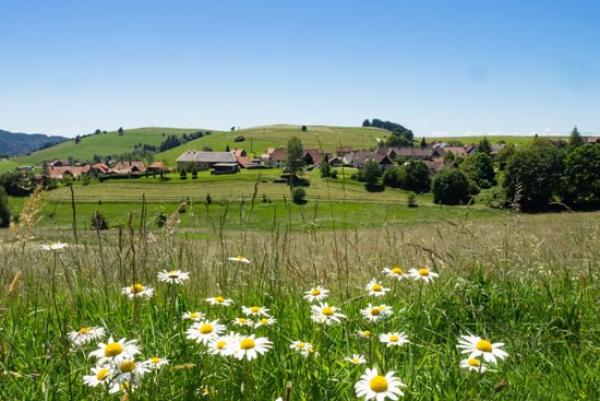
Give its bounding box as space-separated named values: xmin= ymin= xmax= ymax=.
xmin=232 ymin=149 xmax=255 ymax=168
xmin=376 ymin=146 xmax=443 ymax=161
xmin=303 ymin=149 xmax=324 ymax=166
xmin=147 ymin=160 xmax=170 ymax=174
xmin=345 ymin=151 xmax=394 ymax=169
xmin=260 ymin=148 xmax=287 ymax=166
xmin=110 ymin=161 xmax=147 ymax=175
xmin=176 ymin=150 xmax=237 ymax=171
xmin=46 ymin=165 xmax=88 ymax=180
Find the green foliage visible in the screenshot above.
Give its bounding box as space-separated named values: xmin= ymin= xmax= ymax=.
xmin=461 ymin=153 xmax=496 ymax=189
xmin=361 ymin=159 xmax=382 ymax=189
xmin=478 ymin=136 xmax=492 ymax=155
xmin=0 ymin=186 xmax=10 ymax=227
xmin=286 ymin=136 xmax=304 ymax=176
xmin=407 ymin=192 xmax=418 ymax=208
xmin=206 ymin=193 xmax=212 ymax=205
xmin=560 ymin=144 xmax=600 ymax=208
xmin=432 ymin=169 xmax=471 ymax=205
xmin=90 ymin=210 xmax=108 ymax=230
xmin=319 ymin=159 xmax=331 ymax=178
xmin=292 ymin=187 xmax=306 ymax=204
xmin=155 ymin=212 xmax=167 ymax=228
xmin=496 ymin=143 xmax=516 ymax=170
xmin=569 ymin=126 xmax=584 ymax=148
xmin=180 ymin=169 xmax=188 ymax=180
xmin=234 ymin=135 xmax=245 ymax=142
xmin=191 ymin=168 xmax=198 ymax=179
xmin=503 ymin=142 xmax=564 ymax=211
xmin=0 ymin=170 xmax=35 ymax=196
xmin=382 ymin=161 xmax=430 ymax=193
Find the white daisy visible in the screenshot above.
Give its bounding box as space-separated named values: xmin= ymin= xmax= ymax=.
xmin=207 ymin=333 xmax=239 ymax=356
xmin=408 ymin=267 xmax=439 ymax=283
xmin=157 ymin=270 xmax=190 ymax=284
xmin=457 ymin=334 xmax=508 ymax=364
xmin=186 ymin=320 xmax=226 ymax=345
xmin=460 ymin=357 xmax=487 ymax=373
xmin=365 ymin=278 xmax=390 ymax=297
xmin=182 ymin=311 xmax=205 ymax=321
xmin=241 ymin=305 xmax=270 ymax=317
xmin=89 ymin=337 xmax=140 ymax=365
xmin=68 ymin=326 xmax=106 ymax=347
xmin=83 ymin=365 xmax=113 ymax=388
xmin=382 ymin=266 xmax=408 ymax=280
xmin=303 ymin=286 xmax=329 ymax=302
xmin=345 ymin=354 xmax=367 ymax=365
xmin=231 ymin=335 xmax=272 ymax=361
xmin=146 ymin=356 xmax=169 ymax=370
xmin=379 ymin=332 xmax=409 ymax=348
xmin=228 ymin=256 xmax=251 ymax=264
xmin=121 ymin=283 xmax=154 ymax=299
xmin=206 ymin=296 xmax=234 ymax=307
xmin=360 ymin=304 xmax=393 ymax=323
xmin=355 ymin=367 xmax=406 ymax=400
xmin=41 ymin=242 xmax=68 ymax=251
xmin=254 ymin=316 xmax=277 ymax=328
xmin=290 ymin=340 xmax=314 ymax=357
xmin=311 ymin=303 xmax=346 ymax=326
xmin=112 ymin=359 xmax=152 ymax=385
xmin=233 ymin=317 xmax=254 ymax=327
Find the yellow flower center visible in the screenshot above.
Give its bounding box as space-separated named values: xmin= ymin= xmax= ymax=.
xmin=120 ymin=360 xmax=136 ymax=373
xmin=362 ymin=330 xmax=371 ymax=338
xmin=310 ymin=288 xmax=321 ymax=296
xmin=371 ymin=307 xmax=382 ymax=316
xmin=216 ymin=340 xmax=227 ymax=350
xmin=199 ymin=323 xmax=214 ymax=334
xmin=369 ymin=375 xmax=389 ymax=392
xmin=215 ymin=296 xmax=225 ymax=303
xmin=351 ymin=357 xmax=361 ymax=364
xmin=236 ymin=256 xmax=244 ymax=260
xmin=476 ymin=339 xmax=493 ymax=352
xmin=418 ymin=268 xmax=430 ymax=276
xmin=189 ymin=312 xmax=199 ymax=319
xmin=238 ymin=318 xmax=247 ymax=324
xmin=392 ymin=266 xmax=403 ymax=274
xmin=390 ymin=335 xmax=400 ymax=342
xmin=372 ymin=283 xmax=383 ymax=292
xmin=260 ymin=318 xmax=270 ymax=325
xmin=250 ymin=306 xmax=261 ymax=313
xmin=322 ymin=306 xmax=335 ymax=316
xmin=79 ymin=326 xmax=92 ymax=334
xmin=96 ymin=368 xmax=110 ymax=381
xmin=167 ymin=270 xmax=179 ymax=278
xmin=150 ymin=357 xmax=161 ymax=365
xmin=104 ymin=342 xmax=124 ymax=357
xmin=132 ymin=283 xmax=145 ymax=293
xmin=297 ymin=342 xmax=305 ymax=349
xmin=467 ymin=357 xmax=481 ymax=367
xmin=240 ymin=338 xmax=256 ymax=350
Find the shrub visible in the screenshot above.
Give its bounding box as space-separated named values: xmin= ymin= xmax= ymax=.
xmin=191 ymin=168 xmax=198 ymax=179
xmin=383 ymin=161 xmax=430 ymax=193
xmin=461 ymin=153 xmax=495 ymax=189
xmin=206 ymin=193 xmax=212 ymax=205
xmin=91 ymin=211 xmax=109 ymax=230
xmin=180 ymin=170 xmax=188 ymax=180
xmin=234 ymin=135 xmax=245 ymax=142
xmin=432 ymin=169 xmax=471 ymax=205
xmin=361 ymin=160 xmax=382 ymax=189
xmin=560 ymin=144 xmax=600 ymax=208
xmin=0 ymin=187 xmax=10 ymax=227
xmin=407 ymin=192 xmax=418 ymax=208
xmin=292 ymin=187 xmax=306 ymax=204
xmin=330 ymin=169 xmax=338 ymax=179
xmin=155 ymin=212 xmax=167 ymax=228
xmin=319 ymin=160 xmax=331 ymax=178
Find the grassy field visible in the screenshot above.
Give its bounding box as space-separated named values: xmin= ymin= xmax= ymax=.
xmin=156 ymin=125 xmax=390 ymax=164
xmin=428 ymin=135 xmax=541 ymax=145
xmin=14 ymin=127 xmax=197 ymax=165
xmin=0 ymin=211 xmax=599 ymax=400
xmin=0 ymin=159 xmax=19 ymax=173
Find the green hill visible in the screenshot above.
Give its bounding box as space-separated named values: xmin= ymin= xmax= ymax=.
xmin=0 ymin=159 xmax=19 ymax=173
xmin=156 ymin=125 xmax=390 ymax=165
xmin=14 ymin=127 xmax=198 ymax=165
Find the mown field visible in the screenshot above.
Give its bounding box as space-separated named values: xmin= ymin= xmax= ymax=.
xmin=0 ymin=209 xmax=599 ymax=400
xmin=0 ymin=159 xmax=19 ymax=173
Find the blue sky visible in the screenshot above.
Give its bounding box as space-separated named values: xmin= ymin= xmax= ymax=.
xmin=0 ymin=0 xmax=598 ymax=137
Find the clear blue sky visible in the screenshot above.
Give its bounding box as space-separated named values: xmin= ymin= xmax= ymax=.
xmin=1 ymin=0 xmax=598 ymax=137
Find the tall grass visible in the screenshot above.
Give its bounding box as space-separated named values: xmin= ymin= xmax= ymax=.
xmin=0 ymin=207 xmax=599 ymax=400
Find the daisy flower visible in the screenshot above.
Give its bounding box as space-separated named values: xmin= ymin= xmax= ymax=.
xmin=68 ymin=326 xmax=106 ymax=347
xmin=186 ymin=320 xmax=226 ymax=345
xmin=365 ymin=279 xmax=390 ymax=297
xmin=121 ymin=283 xmax=154 ymax=299
xmin=83 ymin=365 xmax=113 ymax=388
xmin=206 ymin=296 xmax=234 ymax=307
xmin=231 ymin=335 xmax=272 ymax=361
xmin=360 ymin=304 xmax=393 ymax=323
xmin=228 ymin=256 xmax=251 ymax=264
xmin=207 ymin=333 xmax=239 ymax=356
xmin=382 ymin=266 xmax=408 ymax=280
xmin=457 ymin=334 xmax=508 ymax=364
xmin=303 ymin=286 xmax=329 ymax=302
xmin=233 ymin=317 xmax=254 ymax=327
xmin=408 ymin=267 xmax=439 ymax=283
xmin=157 ymin=270 xmax=190 ymax=284
xmin=112 ymin=359 xmax=151 ymax=385
xmin=182 ymin=311 xmax=204 ymax=321
xmin=41 ymin=242 xmax=68 ymax=251
xmin=379 ymin=332 xmax=409 ymax=348
xmin=241 ymin=305 xmax=270 ymax=317
xmin=311 ymin=303 xmax=346 ymax=326
xmin=345 ymin=354 xmax=367 ymax=365
xmin=254 ymin=316 xmax=277 ymax=328
xmin=89 ymin=337 xmax=140 ymax=365
xmin=460 ymin=357 xmax=487 ymax=373
xmin=146 ymin=356 xmax=169 ymax=370
xmin=290 ymin=341 xmax=314 ymax=357
xmin=357 ymin=330 xmax=373 ymax=339
xmin=355 ymin=367 xmax=406 ymax=400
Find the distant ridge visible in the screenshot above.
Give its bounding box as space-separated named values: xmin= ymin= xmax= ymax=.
xmin=0 ymin=129 xmax=67 ymax=157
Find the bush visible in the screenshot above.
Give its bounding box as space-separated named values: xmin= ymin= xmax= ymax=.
xmin=0 ymin=187 xmax=11 ymax=227
xmin=432 ymin=169 xmax=471 ymax=205
xmin=234 ymin=135 xmax=245 ymax=143
xmin=180 ymin=170 xmax=188 ymax=180
xmin=382 ymin=161 xmax=430 ymax=193
xmin=191 ymin=169 xmax=198 ymax=179
xmin=461 ymin=153 xmax=496 ymax=189
xmin=292 ymin=187 xmax=307 ymax=204
xmin=155 ymin=212 xmax=167 ymax=228
xmin=361 ymin=160 xmax=382 ymax=190
xmin=407 ymin=192 xmax=418 ymax=208
xmin=560 ymin=144 xmax=600 ymax=208
xmin=206 ymin=193 xmax=212 ymax=205
xmin=91 ymin=211 xmax=109 ymax=230
xmin=330 ymin=169 xmax=338 ymax=179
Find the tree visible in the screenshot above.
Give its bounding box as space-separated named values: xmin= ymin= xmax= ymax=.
xmin=225 ymin=144 xmax=230 ymax=152
xmin=74 ymin=135 xmax=82 ymax=144
xmin=301 ymin=125 xmax=307 ymax=132
xmin=432 ymin=169 xmax=471 ymax=205
xmin=0 ymin=187 xmax=10 ymax=227
xmin=560 ymin=144 xmax=600 ymax=208
xmin=420 ymin=137 xmax=427 ymax=148
xmin=286 ymin=137 xmax=304 ymax=177
xmin=319 ymin=159 xmax=331 ymax=178
xmin=385 ymin=128 xmax=414 ymax=147
xmin=362 ymin=119 xmax=371 ymax=127
xmin=382 ymin=161 xmax=430 ymax=193
xmin=91 ymin=211 xmax=109 ymax=230
xmin=569 ymin=126 xmax=584 ymax=148
xmin=118 ymin=127 xmax=124 ymax=135
xmin=503 ymin=142 xmax=564 ymax=211
xmin=361 ymin=159 xmax=382 ymax=189
xmin=461 ymin=153 xmax=496 ymax=188
xmin=292 ymin=187 xmax=307 ymax=204
xmin=496 ymin=143 xmax=516 ymax=170
xmin=478 ymin=137 xmax=492 ymax=155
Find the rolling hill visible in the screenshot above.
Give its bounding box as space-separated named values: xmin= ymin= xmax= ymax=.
xmin=0 ymin=159 xmax=19 ymax=173
xmin=156 ymin=125 xmax=390 ymax=165
xmin=0 ymin=129 xmax=66 ymax=157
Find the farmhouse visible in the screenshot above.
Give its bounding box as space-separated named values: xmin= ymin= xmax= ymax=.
xmin=260 ymin=148 xmax=287 ymax=165
xmin=46 ymin=165 xmax=88 ymax=180
xmin=110 ymin=161 xmax=147 ymax=175
xmin=345 ymin=151 xmax=394 ymax=169
xmin=303 ymin=149 xmax=323 ymax=165
xmin=176 ymin=150 xmax=237 ymax=171
xmin=147 ymin=160 xmax=170 ymax=174
xmin=211 ymin=163 xmax=240 ymax=175
xmin=376 ymin=146 xmax=442 ymax=161
xmin=232 ymin=149 xmax=254 ymax=168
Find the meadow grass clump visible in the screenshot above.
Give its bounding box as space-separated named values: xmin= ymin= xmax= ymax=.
xmin=0 ymin=212 xmax=599 ymax=400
